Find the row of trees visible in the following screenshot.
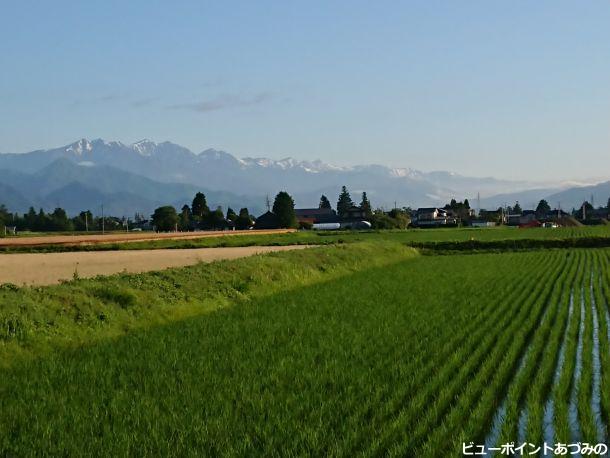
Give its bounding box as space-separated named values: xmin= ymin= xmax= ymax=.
xmin=12 ymin=189 xmax=608 ymax=234
xmin=319 ymin=186 xmax=373 ymax=220
xmin=152 ymin=192 xmax=257 ymax=232
xmin=0 ymin=206 xmax=124 ymax=233
xmin=317 ymin=186 xmax=411 ymax=229
xmin=150 ymin=191 xmax=300 ymax=231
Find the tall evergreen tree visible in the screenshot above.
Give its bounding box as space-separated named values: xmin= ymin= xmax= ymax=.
xmin=513 ymin=201 xmax=522 ymax=214
xmin=50 ymin=207 xmax=73 ymax=231
xmin=209 ymin=206 xmax=225 ymax=229
xmin=337 ymin=186 xmax=353 ymax=218
xmin=179 ymin=205 xmax=192 ymax=231
xmin=272 ymin=191 xmax=297 ymax=228
xmin=535 ymin=199 xmax=551 ymax=217
xmin=191 ymin=192 xmax=209 ymax=219
xmin=35 ymin=208 xmax=48 ymax=231
xmin=25 ymin=207 xmax=37 ymax=230
xmin=360 ymin=192 xmax=373 ymax=219
xmin=235 ymin=208 xmax=253 ymax=230
xmin=319 ymin=195 xmax=332 ymax=210
xmin=0 ymin=205 xmax=7 ymax=233
xmin=73 ymin=210 xmax=93 ymax=231
xmin=226 ymin=207 xmax=237 ymax=222
xmin=580 ymin=201 xmax=594 ymax=219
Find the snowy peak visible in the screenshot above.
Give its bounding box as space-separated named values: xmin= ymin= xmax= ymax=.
xmin=389 ymin=168 xmax=422 ymax=179
xmin=131 ymin=139 xmax=157 ymax=156
xmin=240 ymin=156 xmax=349 ymax=173
xmin=65 ymin=138 xmax=93 ymax=155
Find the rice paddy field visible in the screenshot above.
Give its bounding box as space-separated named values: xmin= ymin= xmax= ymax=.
xmin=2 ymin=227 xmax=610 ymax=456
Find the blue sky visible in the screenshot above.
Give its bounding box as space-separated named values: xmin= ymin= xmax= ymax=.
xmin=1 ymin=1 xmax=609 ymax=181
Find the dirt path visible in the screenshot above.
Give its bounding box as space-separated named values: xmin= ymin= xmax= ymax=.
xmin=0 ymin=229 xmax=295 ymax=248
xmin=1 ymin=245 xmax=308 ymax=286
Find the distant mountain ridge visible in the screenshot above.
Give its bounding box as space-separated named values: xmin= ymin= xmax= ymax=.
xmin=0 ymin=138 xmax=605 ymax=215
xmin=0 ymin=157 xmax=262 ymax=216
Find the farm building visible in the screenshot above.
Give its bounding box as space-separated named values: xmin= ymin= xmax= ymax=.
xmin=413 ymin=208 xmax=458 ymax=228
xmin=338 ymin=205 xmax=372 ymax=229
xmin=295 ymin=207 xmax=339 ymax=225
xmin=294 ymin=206 xmax=371 ymax=230
xmin=341 ymin=206 xmax=367 ymax=221
xmin=254 ymin=211 xmax=280 ymax=229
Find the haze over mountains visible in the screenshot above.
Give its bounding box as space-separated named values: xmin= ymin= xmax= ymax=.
xmin=0 ymin=138 xmax=607 ymax=217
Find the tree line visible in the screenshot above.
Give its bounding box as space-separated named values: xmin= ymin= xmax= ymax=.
xmin=0 ymin=185 xmax=421 ymax=234
xmin=319 ymin=186 xmax=411 ymax=229
xmin=0 ymin=206 xmax=118 ymax=233
xmin=151 ymin=192 xmax=257 ymax=232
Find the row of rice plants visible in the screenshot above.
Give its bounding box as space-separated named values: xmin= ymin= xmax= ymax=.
xmin=386 ymin=253 xmax=563 ymax=455
xmin=361 ymin=253 xmax=552 ymax=455
xmin=588 ymin=250 xmax=607 ymax=445
xmin=403 ymin=252 xmax=570 ymax=456
xmin=577 ymin=254 xmax=599 ymax=444
xmin=461 ymin=251 xmax=578 ymax=454
xmin=552 ymin=252 xmax=588 ymax=444
xmin=521 ymin=251 xmax=585 ymax=448
xmin=597 ymin=251 xmax=610 ymax=438
xmin=492 ymin=250 xmax=583 ymax=451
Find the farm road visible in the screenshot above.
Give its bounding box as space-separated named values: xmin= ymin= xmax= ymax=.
xmin=0 ymin=245 xmax=308 ymax=286
xmin=0 ymin=229 xmax=295 ymax=248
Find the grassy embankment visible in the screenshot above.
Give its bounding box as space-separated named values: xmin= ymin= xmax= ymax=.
xmin=0 ymin=242 xmax=413 ymax=365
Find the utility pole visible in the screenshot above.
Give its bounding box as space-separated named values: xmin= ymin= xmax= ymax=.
xmin=101 ymin=204 xmax=105 ymax=234
xmin=265 ymin=195 xmax=271 ymax=212
xmin=85 ymin=212 xmax=89 ymax=232
xmin=582 ymin=200 xmax=586 ymax=221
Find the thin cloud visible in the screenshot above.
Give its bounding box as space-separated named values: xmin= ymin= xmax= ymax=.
xmin=167 ymin=92 xmax=273 ymax=112
xmin=70 ymin=93 xmax=123 ymax=106
xmin=98 ymin=94 xmax=121 ymax=102
xmin=131 ymin=97 xmax=159 ymax=107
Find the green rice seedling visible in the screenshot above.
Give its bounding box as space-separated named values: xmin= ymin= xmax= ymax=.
xmin=521 ymin=251 xmax=583 ymax=448
xmin=402 ymin=252 xmax=569 ymax=455
xmin=553 ymin=252 xmax=588 ymax=444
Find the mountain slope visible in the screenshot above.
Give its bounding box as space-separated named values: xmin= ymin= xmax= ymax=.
xmin=0 ymin=159 xmax=263 ymax=216
xmin=0 ymin=183 xmax=32 ymax=212
xmin=545 ymin=181 xmax=610 ymax=210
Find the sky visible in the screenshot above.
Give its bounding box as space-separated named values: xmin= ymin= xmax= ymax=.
xmin=1 ymin=0 xmax=609 ymax=181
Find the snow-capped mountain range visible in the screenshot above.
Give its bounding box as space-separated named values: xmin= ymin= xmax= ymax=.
xmin=0 ymin=138 xmax=606 ymax=216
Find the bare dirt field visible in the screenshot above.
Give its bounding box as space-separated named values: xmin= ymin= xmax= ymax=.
xmin=0 ymin=229 xmax=295 ymax=248
xmin=0 ymin=245 xmax=308 ymax=286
